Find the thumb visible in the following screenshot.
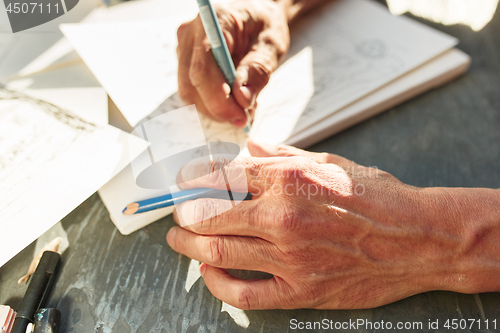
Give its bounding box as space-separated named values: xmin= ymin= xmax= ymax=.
xmin=232 ymin=42 xmax=279 ymax=111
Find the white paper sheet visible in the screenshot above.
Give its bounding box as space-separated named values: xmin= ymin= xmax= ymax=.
xmin=0 ymin=88 xmax=148 ymax=267
xmin=60 ymin=17 xmax=193 ymax=127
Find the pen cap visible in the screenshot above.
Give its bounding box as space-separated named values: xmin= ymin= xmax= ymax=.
xmin=12 ymin=251 xmax=60 ymax=333
xmin=33 ymin=308 xmax=61 ymax=333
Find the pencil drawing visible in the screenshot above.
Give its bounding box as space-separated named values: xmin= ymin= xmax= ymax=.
xmin=0 ymin=88 xmax=95 ymax=132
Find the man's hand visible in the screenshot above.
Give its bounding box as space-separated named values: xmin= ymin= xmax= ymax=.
xmin=166 ymin=141 xmax=500 ymax=310
xmin=176 ymin=0 xmax=290 ymax=126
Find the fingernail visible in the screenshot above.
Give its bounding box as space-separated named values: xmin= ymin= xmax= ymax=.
xmin=239 ymin=85 xmax=256 ymax=108
xmin=200 ymin=263 xmax=207 ymax=276
xmin=231 ymin=118 xmax=246 ymax=128
xmin=167 ymin=227 xmax=177 ymax=246
xmin=223 ymin=82 xmax=232 ymax=98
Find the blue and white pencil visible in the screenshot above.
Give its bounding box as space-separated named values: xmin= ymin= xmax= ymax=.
xmin=123 ymin=188 xmax=252 ymax=215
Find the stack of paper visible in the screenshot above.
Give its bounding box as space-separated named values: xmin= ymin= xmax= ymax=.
xmin=60 ymin=0 xmax=470 ymax=234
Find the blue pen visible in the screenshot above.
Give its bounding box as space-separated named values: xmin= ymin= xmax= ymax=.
xmin=123 ymin=188 xmax=252 ymax=215
xmin=196 ymin=0 xmax=252 ymax=133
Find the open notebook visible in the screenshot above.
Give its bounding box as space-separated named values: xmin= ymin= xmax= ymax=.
xmin=62 ymin=0 xmax=470 ymax=234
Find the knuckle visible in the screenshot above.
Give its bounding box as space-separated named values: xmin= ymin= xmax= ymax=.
xmin=177 ymin=90 xmax=190 ymax=103
xmin=247 ymin=61 xmax=272 ymax=87
xmin=273 ymin=201 xmax=302 ymax=233
xmin=206 ymin=168 xmax=227 ymax=188
xmin=260 ymin=31 xmax=289 ymax=58
xmin=176 ymin=22 xmax=190 ymax=41
xmin=191 ymin=199 xmax=208 ymax=225
xmin=198 ymin=198 xmax=227 ymax=231
xmin=318 ymin=152 xmax=333 ymax=163
xmin=188 ymin=57 xmax=207 ymax=88
xmin=212 ymin=156 xmax=231 ymax=172
xmin=278 ymin=244 xmax=315 ymax=275
xmin=217 ymin=12 xmax=237 ymax=46
xmin=275 ymin=145 xmax=293 ymax=156
xmin=235 ymin=287 xmax=257 ymax=310
xmin=217 ymin=6 xmax=234 ymax=27
xmin=205 ymin=237 xmax=226 ymax=267
xmin=212 ymin=4 xmax=237 ymax=30
xmin=281 ymin=158 xmax=311 ymax=181
xmin=277 ymin=245 xmax=297 ymax=266
xmin=188 ymin=42 xmax=212 ymax=88
xmin=375 ymin=169 xmax=393 ymax=180
xmin=328 ymin=154 xmax=350 ymax=166
xmin=177 ymin=85 xmax=192 ymax=103
xmin=296 ymin=282 xmax=321 ymax=307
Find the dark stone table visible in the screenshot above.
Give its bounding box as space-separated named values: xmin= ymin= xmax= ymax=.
xmin=1 ymin=2 xmax=499 ymax=332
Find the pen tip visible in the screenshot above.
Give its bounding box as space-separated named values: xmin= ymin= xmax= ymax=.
xmin=123 ymin=203 xmax=139 ymax=215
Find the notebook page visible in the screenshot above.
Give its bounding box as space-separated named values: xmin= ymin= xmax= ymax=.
xmin=250 ymin=0 xmax=458 ymax=143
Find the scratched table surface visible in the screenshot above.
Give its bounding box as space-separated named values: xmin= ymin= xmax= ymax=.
xmin=1 ymin=3 xmax=500 ymax=333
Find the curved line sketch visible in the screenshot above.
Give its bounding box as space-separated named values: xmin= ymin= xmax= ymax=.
xmin=0 ymin=88 xmax=95 ymax=132
xmin=356 ymin=39 xmax=387 ymax=59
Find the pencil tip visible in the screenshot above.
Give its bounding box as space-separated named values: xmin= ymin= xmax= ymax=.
xmin=123 ymin=203 xmax=139 ymax=215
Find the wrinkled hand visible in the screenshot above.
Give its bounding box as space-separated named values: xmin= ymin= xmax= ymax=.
xmin=166 ymin=141 xmax=496 ymax=310
xmin=176 ymin=0 xmax=290 ymax=126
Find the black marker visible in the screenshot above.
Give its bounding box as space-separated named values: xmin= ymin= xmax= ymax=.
xmin=11 ymin=251 xmax=60 ymax=333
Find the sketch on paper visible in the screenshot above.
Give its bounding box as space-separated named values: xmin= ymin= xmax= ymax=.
xmin=0 ymin=88 xmax=95 ymax=225
xmin=0 ymin=87 xmax=148 ymax=267
xmin=249 ymin=0 xmax=460 ymax=145
xmin=254 ymin=22 xmax=407 ymax=139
